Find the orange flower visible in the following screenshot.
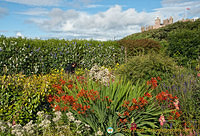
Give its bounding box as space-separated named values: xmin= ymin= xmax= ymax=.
xmin=144 ymin=92 xmax=152 ymax=98
xmin=157 ymin=77 xmax=161 ymax=80
xmin=67 ymin=84 xmax=73 ymax=89
xmin=59 ymin=79 xmax=66 ymax=85
xmin=175 ymin=112 xmax=181 ymax=118
xmin=48 ymin=94 xmax=53 ymax=103
xmin=132 ymin=98 xmax=137 ymax=104
xmin=123 ymin=111 xmax=129 ymax=116
xmin=55 ymin=105 xmax=60 ymax=111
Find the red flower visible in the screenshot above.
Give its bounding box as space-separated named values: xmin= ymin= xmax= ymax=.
xmin=144 ymin=92 xmax=152 ymax=98
xmin=157 ymin=77 xmax=161 ymax=80
xmin=67 ymin=84 xmax=73 ymax=89
xmin=47 ymin=94 xmax=53 ymax=103
xmin=123 ymin=111 xmax=129 ymax=116
xmin=175 ymin=111 xmax=181 ymax=118
xmin=59 ymin=79 xmax=66 ymax=85
xmin=147 ymin=77 xmax=158 ymax=89
xmin=55 ymin=105 xmax=60 ymax=111
xmin=132 ymin=98 xmax=137 ymax=104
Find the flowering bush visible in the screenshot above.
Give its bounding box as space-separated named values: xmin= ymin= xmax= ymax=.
xmin=47 ymin=76 xmax=183 ymax=135
xmin=89 ymin=64 xmax=115 ymax=85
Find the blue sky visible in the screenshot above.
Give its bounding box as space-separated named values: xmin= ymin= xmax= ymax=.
xmin=0 ymin=0 xmax=200 ymax=40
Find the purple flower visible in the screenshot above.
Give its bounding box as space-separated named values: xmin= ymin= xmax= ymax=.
xmin=36 ymin=47 xmax=40 ymax=52
xmin=170 ymin=122 xmax=173 ymax=129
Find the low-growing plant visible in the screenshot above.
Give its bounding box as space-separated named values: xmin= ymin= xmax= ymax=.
xmin=47 ymin=75 xmax=180 ymax=136
xmin=158 ymin=71 xmax=200 ymax=122
xmin=0 ymin=69 xmax=67 ymax=125
xmin=116 ymin=52 xmax=186 ymax=84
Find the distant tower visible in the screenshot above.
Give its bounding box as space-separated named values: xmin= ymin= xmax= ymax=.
xmin=169 ymin=16 xmax=173 ymax=24
xmin=141 ymin=26 xmax=145 ymax=32
xmin=154 ymin=17 xmax=161 ymax=29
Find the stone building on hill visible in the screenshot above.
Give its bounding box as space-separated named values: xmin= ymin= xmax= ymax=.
xmin=141 ymin=16 xmax=197 ymax=32
xmin=141 ymin=16 xmax=173 ymax=32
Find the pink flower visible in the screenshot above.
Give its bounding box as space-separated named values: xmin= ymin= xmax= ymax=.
xmin=173 ymin=99 xmax=179 ymax=110
xmin=159 ymin=114 xmax=166 ymax=126
xmin=197 ymin=73 xmax=200 ymax=77
xmin=12 ymin=120 xmax=16 ymax=126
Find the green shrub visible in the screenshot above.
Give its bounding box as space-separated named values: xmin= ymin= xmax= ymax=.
xmin=116 ymin=52 xmax=185 ymax=84
xmin=118 ymin=38 xmax=161 ymax=57
xmin=0 ymin=36 xmax=124 ymax=75
xmin=0 ymin=70 xmax=65 ymax=125
xmin=167 ymin=29 xmax=200 ymax=68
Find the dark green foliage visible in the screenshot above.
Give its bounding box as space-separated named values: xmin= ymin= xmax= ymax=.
xmin=0 ymin=36 xmax=124 ymax=75
xmin=118 ymin=38 xmax=161 ymax=57
xmin=116 ymin=52 xmax=185 ymax=84
xmin=167 ymin=29 xmax=200 ymax=68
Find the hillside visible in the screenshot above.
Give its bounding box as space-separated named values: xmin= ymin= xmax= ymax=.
xmin=120 ymin=19 xmax=200 ymax=68
xmin=123 ymin=18 xmax=200 ymax=41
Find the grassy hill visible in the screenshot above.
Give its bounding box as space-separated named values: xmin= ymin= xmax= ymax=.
xmin=119 ymin=19 xmax=200 ymax=68
xmin=123 ymin=18 xmax=200 ymax=41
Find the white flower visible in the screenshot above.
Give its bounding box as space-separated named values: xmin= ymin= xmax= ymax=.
xmin=66 ymin=112 xmax=73 ymax=117
xmin=23 ymin=120 xmax=36 ymax=133
xmin=55 ymin=111 xmax=62 ymax=117
xmin=77 ymin=130 xmax=82 ymax=134
xmin=53 ymin=111 xmax=62 ymax=122
xmin=95 ymin=130 xmax=103 ymax=136
xmin=84 ymin=124 xmax=91 ymax=131
xmin=85 ymin=124 xmax=90 ymax=128
xmin=7 ymin=122 xmax=12 ymax=128
xmin=53 ymin=117 xmax=60 ymax=122
xmin=39 ymin=119 xmax=51 ymax=128
xmin=0 ymin=126 xmax=6 ymax=132
xmin=37 ymin=111 xmax=44 ymax=117
xmin=74 ymin=120 xmax=82 ymax=126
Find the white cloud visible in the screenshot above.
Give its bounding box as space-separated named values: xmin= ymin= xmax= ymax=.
xmin=5 ymin=0 xmax=101 ymax=8
xmin=16 ymin=32 xmax=24 ymax=37
xmin=85 ymin=4 xmax=104 ymax=8
xmin=158 ymin=0 xmax=200 ymax=20
xmin=16 ymin=8 xmax=48 ymax=16
xmin=0 ymin=7 xmax=8 ymax=18
xmin=5 ymin=0 xmax=62 ymax=6
xmin=27 ymin=5 xmax=157 ymax=40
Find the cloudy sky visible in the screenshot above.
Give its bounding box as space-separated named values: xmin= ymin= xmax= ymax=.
xmin=0 ymin=0 xmax=199 ymax=40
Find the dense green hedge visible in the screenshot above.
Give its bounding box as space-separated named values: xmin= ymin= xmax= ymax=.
xmin=167 ymin=29 xmax=200 ymax=68
xmin=0 ymin=36 xmax=124 ymax=75
xmin=118 ymin=38 xmax=161 ymax=57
